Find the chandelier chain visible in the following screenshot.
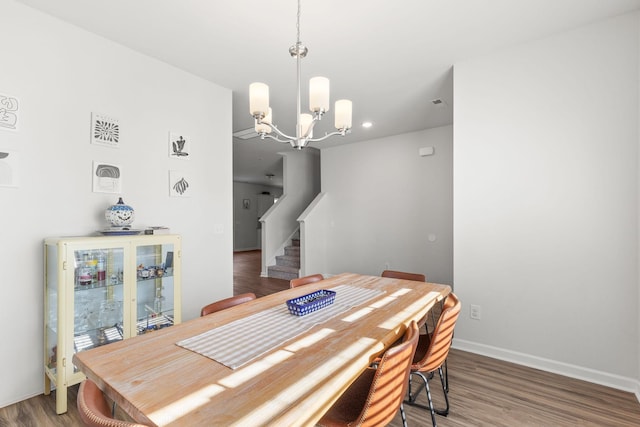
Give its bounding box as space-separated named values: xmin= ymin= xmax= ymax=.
xmin=296 ymin=0 xmax=301 ymax=45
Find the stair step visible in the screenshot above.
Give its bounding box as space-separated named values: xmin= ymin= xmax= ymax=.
xmin=276 ymin=255 xmax=300 ymax=268
xmin=285 ymin=246 xmax=300 ymax=257
xmin=268 ymin=265 xmax=299 ymax=281
xmin=292 ymin=238 xmax=300 ymax=247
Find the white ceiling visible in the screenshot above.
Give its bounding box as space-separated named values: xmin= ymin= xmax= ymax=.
xmin=16 ymin=0 xmax=640 ymax=187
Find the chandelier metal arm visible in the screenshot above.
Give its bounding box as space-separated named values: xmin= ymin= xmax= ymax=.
xmin=307 ymin=129 xmax=351 ymax=143
xmin=258 ymin=132 xmax=291 ymax=144
xmin=260 ymin=122 xmax=296 ymax=142
xmin=257 ymin=110 xmax=348 ymax=144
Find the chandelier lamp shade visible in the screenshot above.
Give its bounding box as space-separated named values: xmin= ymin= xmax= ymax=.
xmin=249 ymin=0 xmax=352 ymax=150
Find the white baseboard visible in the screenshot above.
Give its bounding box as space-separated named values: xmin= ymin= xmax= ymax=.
xmin=234 ymin=247 xmax=260 ymax=252
xmin=1 ymin=390 xmax=42 ymax=410
xmin=453 ymin=338 xmax=640 ymax=403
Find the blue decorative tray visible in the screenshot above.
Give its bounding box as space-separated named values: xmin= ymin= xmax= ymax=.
xmin=286 ymin=289 xmax=336 ymax=316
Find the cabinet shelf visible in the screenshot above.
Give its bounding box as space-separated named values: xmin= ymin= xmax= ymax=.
xmin=75 ymin=280 xmax=123 ymax=291
xmin=44 ymin=234 xmax=181 ymax=414
xmin=136 ymin=272 xmax=174 ymax=282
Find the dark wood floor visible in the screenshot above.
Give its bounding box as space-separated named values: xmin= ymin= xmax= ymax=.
xmin=2 ymin=250 xmax=639 ymax=426
xmin=233 ymin=249 xmax=289 ymax=297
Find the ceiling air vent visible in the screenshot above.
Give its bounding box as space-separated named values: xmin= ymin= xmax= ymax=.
xmin=233 ymin=128 xmax=258 ymax=140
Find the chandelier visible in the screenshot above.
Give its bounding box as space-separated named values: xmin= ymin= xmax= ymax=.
xmin=249 ymin=0 xmax=352 ymax=150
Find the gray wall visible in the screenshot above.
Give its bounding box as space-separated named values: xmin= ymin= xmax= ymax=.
xmin=233 ymin=181 xmax=282 ymax=251
xmin=320 ymin=126 xmax=453 ymax=284
xmin=453 ymin=11 xmax=639 ymax=391
xmin=1 ymin=3 xmax=233 ymax=407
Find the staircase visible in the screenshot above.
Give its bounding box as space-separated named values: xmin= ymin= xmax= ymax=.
xmin=267 ymin=238 xmax=300 ymax=281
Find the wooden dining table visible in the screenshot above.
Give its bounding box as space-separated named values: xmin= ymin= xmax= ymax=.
xmin=72 ymin=272 xmax=451 ymax=427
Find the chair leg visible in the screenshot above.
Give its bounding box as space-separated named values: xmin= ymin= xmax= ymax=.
xmin=422 ymin=372 xmax=438 ymax=427
xmin=407 ymin=372 xmax=426 ymax=403
xmin=433 ymin=366 xmax=450 ymax=417
xmin=406 ymin=371 xmax=437 ymax=427
xmin=405 ymin=368 xmax=450 ymax=421
xmin=400 ymin=402 xmax=408 ymax=427
xmin=443 ymin=359 xmax=448 ymax=392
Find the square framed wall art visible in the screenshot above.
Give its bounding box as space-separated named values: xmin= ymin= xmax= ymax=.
xmin=168 ymin=132 xmax=190 ymax=159
xmin=0 ymin=94 xmax=20 ymax=132
xmin=91 ymin=113 xmax=120 ymax=148
xmin=93 ymin=161 xmax=122 ymax=194
xmin=169 ymin=170 xmax=192 ymax=197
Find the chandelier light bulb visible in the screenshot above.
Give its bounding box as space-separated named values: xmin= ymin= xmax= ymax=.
xmin=263 ymin=108 xmax=273 ymax=124
xmin=334 ymin=99 xmax=353 ymax=130
xmin=255 ymin=119 xmax=270 ymax=134
xmin=299 ymin=113 xmax=313 ymax=138
xmin=249 ymin=82 xmax=269 ymax=118
xmin=309 ymin=77 xmax=330 ymax=113
xmin=255 ymin=108 xmax=273 ymax=134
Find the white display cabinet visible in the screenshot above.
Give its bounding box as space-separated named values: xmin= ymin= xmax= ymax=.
xmin=43 ymin=234 xmax=181 ymax=414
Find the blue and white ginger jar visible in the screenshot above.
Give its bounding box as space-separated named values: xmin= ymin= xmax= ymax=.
xmin=105 ymin=197 xmax=135 ymax=227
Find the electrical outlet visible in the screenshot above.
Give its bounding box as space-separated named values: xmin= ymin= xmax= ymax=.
xmin=470 ymin=304 xmax=481 ymax=320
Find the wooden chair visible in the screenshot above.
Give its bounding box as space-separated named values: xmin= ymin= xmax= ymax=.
xmin=381 ymin=269 xmax=426 ymax=282
xmin=405 ymin=292 xmax=461 ymax=427
xmin=77 ymin=379 xmax=148 ymax=427
xmin=289 ymin=273 xmax=324 ymax=289
xmin=200 ymin=292 xmax=256 ymax=316
xmin=318 ymin=321 xmax=419 ymax=427
xmin=382 ymin=269 xmax=433 ymax=331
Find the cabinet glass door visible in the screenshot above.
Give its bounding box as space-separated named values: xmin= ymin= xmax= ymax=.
xmin=135 ymin=243 xmax=175 ymax=334
xmin=72 ymin=246 xmax=125 ymax=359
xmin=45 ymin=244 xmax=59 ymax=373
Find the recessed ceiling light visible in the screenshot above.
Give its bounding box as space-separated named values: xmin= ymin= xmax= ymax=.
xmin=362 ymin=121 xmax=373 ymax=128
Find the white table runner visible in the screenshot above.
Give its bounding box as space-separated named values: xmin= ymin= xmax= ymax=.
xmin=176 ymin=285 xmax=384 ymax=369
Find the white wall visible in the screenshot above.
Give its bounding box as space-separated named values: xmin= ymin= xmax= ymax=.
xmin=321 ymin=126 xmax=453 ymax=284
xmin=453 ymin=11 xmax=639 ymax=390
xmin=233 ymin=182 xmax=282 ymax=251
xmin=638 ymin=12 xmax=640 ymax=397
xmin=261 ymin=149 xmax=320 ymax=273
xmin=0 ymin=2 xmax=233 ymax=407
xmin=298 ymin=192 xmax=329 ymax=277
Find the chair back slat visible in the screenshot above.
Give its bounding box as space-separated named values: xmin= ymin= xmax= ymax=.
xmin=413 ymin=293 xmax=460 ymax=373
xmin=290 ymin=273 xmax=324 ymax=289
xmin=355 ymin=321 xmax=419 ymax=427
xmin=381 ymin=270 xmax=426 ymax=282
xmin=78 ymin=379 xmax=148 ymax=427
xmin=200 ymin=293 xmax=256 ymax=316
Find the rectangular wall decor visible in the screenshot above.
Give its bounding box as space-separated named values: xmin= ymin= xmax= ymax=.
xmin=0 ymin=94 xmax=20 ymax=132
xmin=93 ymin=161 xmax=122 ymax=194
xmin=91 ymin=113 xmax=120 ymax=148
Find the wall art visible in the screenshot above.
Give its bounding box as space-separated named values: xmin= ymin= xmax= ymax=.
xmin=0 ymin=94 xmax=20 ymax=131
xmin=91 ymin=113 xmax=120 ymax=148
xmin=0 ymin=150 xmax=19 ymax=187
xmin=93 ymin=161 xmax=122 ymax=194
xmin=169 ymin=170 xmax=191 ymax=197
xmin=168 ymin=132 xmax=190 ymax=159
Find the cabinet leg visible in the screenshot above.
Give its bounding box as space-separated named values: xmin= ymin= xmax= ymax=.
xmin=55 ymin=383 xmax=67 ymax=414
